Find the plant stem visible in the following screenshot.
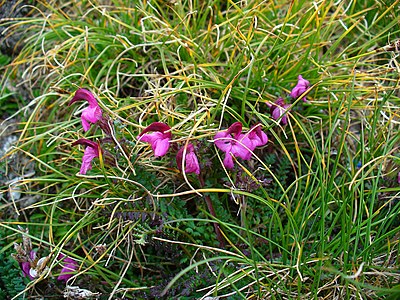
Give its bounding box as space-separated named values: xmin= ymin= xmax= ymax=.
xmin=199 ymin=174 xmax=225 ymax=248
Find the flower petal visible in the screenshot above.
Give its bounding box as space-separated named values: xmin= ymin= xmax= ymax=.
xmin=138 ymin=130 xmax=171 ymax=157
xmin=223 ymin=153 xmax=235 ymax=169
xmin=213 ymin=131 xmax=232 ymax=153
xmin=290 ymin=75 xmax=310 ymax=101
xmin=153 ymin=138 xmax=170 ymax=157
xmin=185 ymin=152 xmax=201 ymax=174
xmin=138 ymin=122 xmax=171 ymax=138
xmin=57 ymin=254 xmax=78 ymax=282
xmin=20 ymin=262 xmax=32 ymax=278
xmin=271 ymin=98 xmax=290 ymax=125
xmin=81 ymin=117 xmax=91 ymax=132
xmin=82 ymin=105 xmax=102 ymax=123
xmin=255 ymin=130 xmax=268 ymax=146
xmin=80 ymin=146 xmax=100 ymax=174
xmin=231 ymin=142 xmax=252 ymax=160
xmin=176 ymin=144 xmax=200 ymax=174
xmin=69 ymin=88 xmax=98 ymax=107
xmin=138 ymin=131 xmax=164 ymax=145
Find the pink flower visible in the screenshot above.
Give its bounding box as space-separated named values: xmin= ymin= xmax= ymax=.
xmin=270 ymin=98 xmax=291 ymax=125
xmin=20 ymin=261 xmax=32 ymax=278
xmin=290 ymin=75 xmax=310 ymax=102
xmin=214 ymin=122 xmax=252 ymax=169
xmin=214 ymin=122 xmax=268 ymax=168
xmin=69 ymin=89 xmax=103 ymax=131
xmin=137 ymin=122 xmax=171 ymax=157
xmin=57 ymin=254 xmax=78 ymax=282
xmin=241 ymin=124 xmax=268 ymax=155
xmin=398 ymin=172 xmax=400 ymax=184
xmin=176 ymin=144 xmax=200 ymax=174
xmin=20 ymin=251 xmax=36 ymax=280
xmin=72 ymin=139 xmax=100 ymax=174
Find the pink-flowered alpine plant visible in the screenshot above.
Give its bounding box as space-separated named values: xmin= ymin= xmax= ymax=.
xmin=290 ymin=75 xmax=310 ymax=102
xmin=69 ymin=88 xmax=103 ymax=131
xmin=57 ymin=254 xmax=78 ymax=282
xmin=214 ymin=122 xmax=268 ymax=169
xmin=239 ymin=124 xmax=268 ymax=158
xmin=270 ymin=97 xmax=291 ymax=125
xmin=137 ymin=122 xmax=171 ymax=157
xmin=176 ymin=143 xmax=201 ymax=174
xmin=72 ymin=139 xmax=100 ymax=174
xmin=12 ymin=227 xmax=49 ymax=280
xmin=20 ymin=250 xmax=36 ymax=280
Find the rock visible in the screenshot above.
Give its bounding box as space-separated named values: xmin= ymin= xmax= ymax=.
xmin=0 ymin=0 xmax=35 ymax=56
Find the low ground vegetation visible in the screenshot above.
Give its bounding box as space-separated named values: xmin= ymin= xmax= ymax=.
xmin=0 ymin=0 xmax=399 ymax=299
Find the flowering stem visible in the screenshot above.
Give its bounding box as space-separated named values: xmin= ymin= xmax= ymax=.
xmin=198 ymin=174 xmax=225 ymax=248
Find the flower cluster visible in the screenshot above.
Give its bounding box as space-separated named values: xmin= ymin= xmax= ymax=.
xmin=269 ymin=75 xmax=310 ymax=125
xmin=136 ymin=121 xmax=268 ymax=171
xmin=12 ymin=227 xmax=78 ymax=282
xmin=69 ymin=75 xmax=310 ymax=174
xmin=137 ymin=122 xmax=200 ymax=174
xmin=68 ymin=89 xmax=105 ymax=175
xmin=213 ymin=122 xmax=268 ymax=169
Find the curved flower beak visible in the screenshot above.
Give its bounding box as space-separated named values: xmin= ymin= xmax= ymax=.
xmin=69 ymin=88 xmax=98 ymax=106
xmin=137 ymin=122 xmax=171 ymax=157
xmin=69 ymin=89 xmax=103 ymax=131
xmin=270 ymin=98 xmax=291 ymax=125
xmin=176 ymin=143 xmax=200 ymax=174
xmin=72 ymin=139 xmax=100 ymax=174
xmin=290 ymin=75 xmax=310 ymax=102
xmin=138 ymin=122 xmax=172 ymax=138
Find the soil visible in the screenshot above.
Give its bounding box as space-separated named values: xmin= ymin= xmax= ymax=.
xmin=0 ymin=0 xmax=38 ymax=217
xmin=0 ymin=0 xmax=34 ymax=56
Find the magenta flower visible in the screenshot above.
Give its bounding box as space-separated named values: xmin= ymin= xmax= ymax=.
xmin=69 ymin=88 xmax=103 ymax=131
xmin=240 ymin=124 xmax=268 ymax=156
xmin=20 ymin=261 xmax=32 ymax=278
xmin=270 ymin=98 xmax=291 ymax=125
xmin=137 ymin=122 xmax=171 ymax=157
xmin=72 ymin=139 xmax=100 ymax=174
xmin=214 ymin=122 xmax=268 ymax=168
xmin=398 ymin=172 xmax=400 ymax=184
xmin=20 ymin=251 xmax=36 ymax=280
xmin=290 ymin=75 xmax=310 ymax=102
xmin=214 ymin=122 xmax=252 ymax=169
xmin=57 ymin=254 xmax=78 ymax=282
xmin=176 ymin=144 xmax=200 ymax=174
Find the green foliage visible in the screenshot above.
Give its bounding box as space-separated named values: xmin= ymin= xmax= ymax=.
xmin=0 ymin=232 xmax=26 ymax=299
xmin=0 ymin=0 xmax=399 ymax=298
xmin=0 ymin=54 xmax=11 ymax=66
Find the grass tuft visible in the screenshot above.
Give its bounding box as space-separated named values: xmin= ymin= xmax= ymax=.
xmin=1 ymin=0 xmax=399 ymax=298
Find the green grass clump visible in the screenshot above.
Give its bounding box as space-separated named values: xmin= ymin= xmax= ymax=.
xmin=0 ymin=0 xmax=399 ymax=299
